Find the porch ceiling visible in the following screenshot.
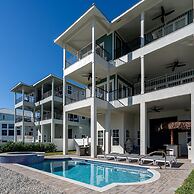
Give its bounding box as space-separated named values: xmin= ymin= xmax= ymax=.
xmin=115 ymin=36 xmax=194 ymax=83
xmin=116 ymin=0 xmax=192 ymax=42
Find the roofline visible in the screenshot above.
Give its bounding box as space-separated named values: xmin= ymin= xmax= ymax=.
xmin=33 ymin=74 xmax=62 ymax=87
xmin=10 ymin=82 xmax=33 ymax=92
xmin=54 ymin=4 xmax=110 ymax=45
xmin=111 ymin=0 xmax=144 ymax=23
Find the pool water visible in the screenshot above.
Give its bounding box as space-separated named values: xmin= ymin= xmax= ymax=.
xmin=27 ymin=158 xmax=153 ymax=188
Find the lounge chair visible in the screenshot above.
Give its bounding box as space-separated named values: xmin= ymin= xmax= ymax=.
xmin=105 ymin=153 xmax=118 ymax=160
xmin=116 ymin=153 xmax=130 ymax=161
xmin=140 ymin=155 xmax=163 ymax=165
xmin=155 ymin=155 xmax=177 ymax=168
xmin=127 ymin=154 xmax=145 ymax=163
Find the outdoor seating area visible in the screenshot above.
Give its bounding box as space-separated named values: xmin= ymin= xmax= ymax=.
xmin=97 ymin=151 xmax=177 ymax=168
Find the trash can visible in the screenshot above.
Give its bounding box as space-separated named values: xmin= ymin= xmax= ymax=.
xmin=187 ymin=142 xmax=191 ymax=160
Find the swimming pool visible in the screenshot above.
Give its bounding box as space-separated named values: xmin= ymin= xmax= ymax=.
xmin=25 ymin=158 xmax=159 ymax=190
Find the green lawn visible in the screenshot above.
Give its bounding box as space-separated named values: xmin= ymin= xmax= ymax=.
xmin=45 ymin=150 xmax=76 ymax=156
xmin=176 ymin=170 xmax=194 ymax=194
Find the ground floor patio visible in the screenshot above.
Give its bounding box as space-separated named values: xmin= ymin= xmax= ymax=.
xmin=0 ymin=156 xmax=193 ymax=194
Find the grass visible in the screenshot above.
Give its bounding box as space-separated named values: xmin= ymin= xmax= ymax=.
xmin=176 ymin=170 xmax=194 ymax=194
xmin=45 ymin=150 xmax=76 ymax=156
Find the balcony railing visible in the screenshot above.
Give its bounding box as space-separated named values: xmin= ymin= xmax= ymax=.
xmin=145 ymin=69 xmax=194 ymax=93
xmin=66 ymin=43 xmax=111 ymax=68
xmin=15 ymin=95 xmax=35 ymax=104
xmin=15 ymin=115 xmax=33 ymax=123
xmin=65 ymin=90 xmax=86 ymax=105
xmin=42 ymin=90 xmax=52 ymax=99
xmin=54 ymin=113 xmax=63 ymax=120
xmin=42 ymin=112 xmax=51 ymax=120
xmin=55 ymin=86 xmax=63 ymax=98
xmin=145 ymin=9 xmax=193 ymax=45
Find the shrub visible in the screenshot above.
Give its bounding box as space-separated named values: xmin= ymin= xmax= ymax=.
xmin=0 ymin=142 xmax=57 ymax=153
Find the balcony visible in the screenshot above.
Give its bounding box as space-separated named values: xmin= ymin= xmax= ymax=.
xmin=145 ymin=10 xmax=193 ymax=45
xmin=42 ymin=90 xmax=52 ymax=99
xmin=42 ymin=112 xmax=51 ymax=120
xmin=15 ymin=95 xmax=35 ymax=104
xmin=54 ymin=113 xmax=63 ymax=120
xmin=66 ymin=43 xmax=111 ymax=68
xmin=65 ymin=86 xmax=108 ymax=105
xmin=15 ymin=115 xmax=33 ymax=123
xmin=55 ymin=86 xmax=63 ymax=98
xmin=110 ymin=69 xmax=194 ymax=101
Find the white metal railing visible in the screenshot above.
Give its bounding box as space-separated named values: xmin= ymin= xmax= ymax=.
xmin=145 ymin=69 xmax=194 ymax=93
xmin=145 ymin=10 xmax=193 ymax=44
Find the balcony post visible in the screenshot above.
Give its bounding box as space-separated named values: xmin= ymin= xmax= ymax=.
xmin=141 ymin=56 xmax=145 ymax=94
xmin=41 ymin=83 xmax=44 ymax=100
xmin=191 ymin=92 xmax=194 ymax=163
xmin=14 ymin=92 xmax=17 ymax=142
xmin=22 ymin=88 xmax=25 ymax=143
xmin=105 ymin=110 xmax=111 ymax=154
xmin=106 ymin=75 xmax=110 ymax=101
xmin=91 ymin=19 xmax=97 ymax=158
xmin=63 ymin=46 xmax=68 ymax=155
xmin=140 ymin=101 xmax=147 ymax=155
xmin=140 ymin=12 xmax=145 ymax=47
xmin=41 ymin=125 xmax=44 ymax=143
xmin=51 ymin=78 xmax=55 ymax=143
xmin=112 ymin=32 xmax=114 ymax=60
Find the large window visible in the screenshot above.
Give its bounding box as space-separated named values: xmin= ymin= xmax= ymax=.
xmin=68 ymin=129 xmax=72 ymax=139
xmin=8 ymin=124 xmax=14 ymax=129
xmin=98 ymin=130 xmax=104 ymax=146
xmin=2 ymin=130 xmax=7 ymax=136
xmin=17 ymin=130 xmax=21 ymax=135
xmin=8 ymin=130 xmax=14 ymax=136
xmin=112 ymin=129 xmax=119 ymax=146
xmin=2 ymin=124 xmax=7 ymax=129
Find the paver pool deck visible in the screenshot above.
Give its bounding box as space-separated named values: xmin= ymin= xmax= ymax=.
xmin=0 ymin=156 xmax=193 ymax=194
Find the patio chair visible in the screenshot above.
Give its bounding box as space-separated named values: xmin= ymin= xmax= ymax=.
xmin=140 ymin=155 xmax=163 ymax=165
xmin=126 ymin=154 xmax=145 ymax=163
xmin=116 ymin=153 xmax=131 ymax=161
xmin=105 ymin=153 xmax=119 ymax=160
xmin=155 ymin=155 xmax=177 ymax=168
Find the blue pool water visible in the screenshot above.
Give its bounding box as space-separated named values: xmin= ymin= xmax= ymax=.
xmin=26 ymin=158 xmax=153 ymax=188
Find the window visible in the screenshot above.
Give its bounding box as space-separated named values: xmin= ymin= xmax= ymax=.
xmin=112 ymin=129 xmax=119 ymax=146
xmin=29 ymin=132 xmax=33 ymax=136
xmin=98 ymin=130 xmax=104 ymax=146
xmin=68 ymin=129 xmax=72 ymax=139
xmin=67 ymin=85 xmax=72 ymax=94
xmin=73 ymin=115 xmax=79 ymax=122
xmin=17 ymin=130 xmax=21 ymax=135
xmin=81 ymin=116 xmax=86 ymax=120
xmin=8 ymin=130 xmax=14 ymax=136
xmin=137 ymin=131 xmax=140 ymax=146
xmin=2 ymin=124 xmax=7 ymax=129
xmin=2 ymin=115 xmax=5 ymax=120
xmin=8 ymin=124 xmax=14 ymax=129
xmin=2 ymin=130 xmax=7 ymax=136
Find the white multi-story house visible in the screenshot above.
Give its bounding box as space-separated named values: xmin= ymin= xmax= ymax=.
xmin=55 ymin=0 xmax=194 ymax=162
xmin=11 ymin=74 xmax=90 ymax=150
xmin=0 ymin=108 xmax=16 ymax=142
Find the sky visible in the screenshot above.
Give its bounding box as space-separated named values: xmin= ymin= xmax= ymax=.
xmin=0 ymin=0 xmax=140 ymax=109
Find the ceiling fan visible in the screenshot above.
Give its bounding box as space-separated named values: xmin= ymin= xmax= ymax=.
xmin=81 ymin=73 xmax=99 ymax=81
xmin=152 ymin=6 xmax=175 ymax=24
xmin=166 ymin=60 xmax=187 ymax=72
xmin=150 ymin=106 xmax=163 ymax=113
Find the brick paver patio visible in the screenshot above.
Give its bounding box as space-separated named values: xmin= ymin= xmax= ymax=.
xmin=0 ymin=157 xmax=193 ymax=194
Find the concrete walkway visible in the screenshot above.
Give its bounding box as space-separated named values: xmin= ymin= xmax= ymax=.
xmin=0 ymin=158 xmax=193 ymax=194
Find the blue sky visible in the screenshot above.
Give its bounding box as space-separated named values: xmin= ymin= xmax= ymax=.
xmin=0 ymin=0 xmax=139 ymax=109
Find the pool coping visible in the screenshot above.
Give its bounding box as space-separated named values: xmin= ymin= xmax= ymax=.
xmin=15 ymin=157 xmax=161 ymax=192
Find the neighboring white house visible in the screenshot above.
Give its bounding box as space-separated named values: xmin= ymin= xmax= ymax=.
xmin=11 ymin=74 xmax=90 ymax=150
xmin=55 ymin=0 xmax=194 ymax=162
xmin=0 ymin=108 xmax=16 ymax=142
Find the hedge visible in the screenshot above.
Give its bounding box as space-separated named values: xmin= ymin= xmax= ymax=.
xmin=0 ymin=142 xmax=57 ymax=153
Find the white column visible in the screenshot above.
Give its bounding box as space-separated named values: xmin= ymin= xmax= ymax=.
xmin=106 ymin=75 xmax=110 ymax=101
xmin=22 ymin=88 xmax=25 ymax=143
xmin=191 ymin=93 xmax=194 ymax=163
xmin=140 ymin=12 xmax=145 ymax=47
xmin=90 ymin=19 xmax=97 ymax=158
xmin=14 ymin=92 xmax=17 ymax=142
xmin=105 ymin=110 xmax=111 ymax=154
xmin=51 ymin=78 xmax=55 ymax=143
xmin=63 ymin=47 xmax=68 ymax=155
xmin=140 ymin=102 xmax=147 ymax=155
xmin=141 ymin=56 xmax=145 ymax=94
xmin=41 ymin=125 xmax=44 ymax=143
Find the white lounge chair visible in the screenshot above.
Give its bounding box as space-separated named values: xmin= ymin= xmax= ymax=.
xmin=127 ymin=154 xmax=145 ymax=163
xmin=140 ymin=155 xmax=163 ymax=165
xmin=155 ymin=155 xmax=177 ymax=168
